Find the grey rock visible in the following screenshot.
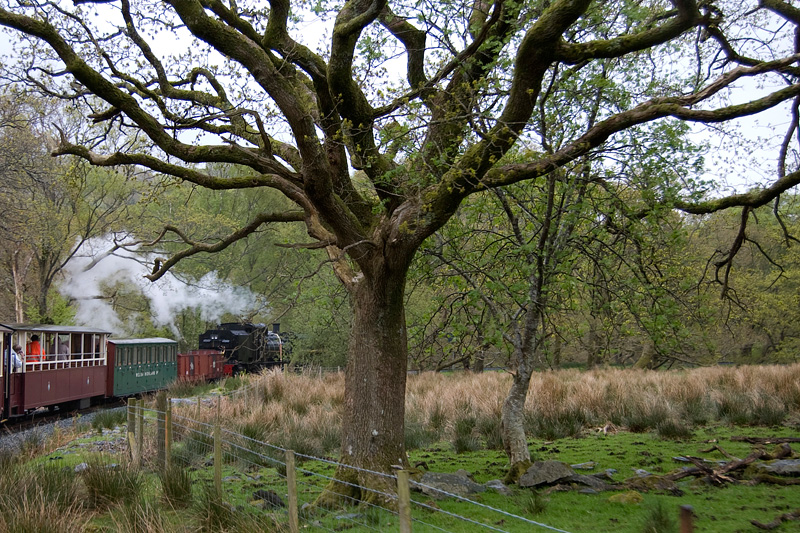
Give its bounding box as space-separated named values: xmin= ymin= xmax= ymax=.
xmin=754 ymin=459 xmax=800 ymax=476
xmin=519 ymin=461 xmax=576 ymax=488
xmin=335 ymin=513 xmax=364 ymax=520
xmin=253 ymin=489 xmax=285 ymax=508
xmin=571 ymin=461 xmax=597 ymax=470
xmin=414 ymin=471 xmax=486 ymax=499
xmin=563 ymin=474 xmax=614 ymax=491
xmin=74 ymin=462 xmax=88 ymax=473
xmin=485 ymin=479 xmax=512 ymax=496
xmin=592 ymin=469 xmax=617 ymax=481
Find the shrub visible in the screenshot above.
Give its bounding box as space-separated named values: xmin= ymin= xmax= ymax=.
xmin=475 ymin=413 xmax=504 ymax=450
xmin=178 ymin=426 xmax=214 ymax=465
xmin=222 ymin=375 xmax=245 ymax=391
xmin=525 ymin=410 xmax=586 ymax=440
xmin=167 ymin=379 xmax=214 ymax=398
xmin=30 ymin=464 xmax=82 ymax=511
xmin=91 ymin=409 xmax=127 ymax=432
xmin=260 ymin=377 xmax=286 ymax=403
xmin=159 ymin=464 xmax=194 ymax=508
xmin=82 ymin=458 xmax=144 ymax=510
xmin=405 ymin=418 xmax=439 ymax=451
xmin=428 ymin=403 xmax=448 ymax=433
xmin=682 ymin=394 xmax=713 ymax=426
xmin=0 ymin=489 xmax=88 ymax=533
xmin=716 ymin=392 xmax=753 ymax=426
xmin=452 ymin=414 xmax=480 ymax=454
xmin=625 ymin=402 xmax=672 ymax=433
xmin=18 ymin=431 xmax=44 ymax=457
xmin=193 ymin=483 xmax=239 ymax=532
xmin=656 ymin=418 xmax=693 ymax=440
xmin=751 ymin=394 xmax=787 ymax=427
xmin=517 ymin=490 xmax=548 ymax=516
xmin=111 ymin=495 xmax=172 ymax=533
xmin=641 ymin=500 xmax=677 ymax=533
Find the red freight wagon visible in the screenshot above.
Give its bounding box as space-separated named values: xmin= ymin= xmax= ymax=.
xmin=178 ymin=349 xmax=224 ymax=382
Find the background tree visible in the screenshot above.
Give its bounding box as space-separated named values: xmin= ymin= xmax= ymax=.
xmin=0 ymin=93 xmax=135 ymax=322
xmin=3 ymin=0 xmax=800 ymax=498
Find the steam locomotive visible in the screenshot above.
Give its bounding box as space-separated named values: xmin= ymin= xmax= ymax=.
xmin=198 ymin=322 xmax=285 ymax=374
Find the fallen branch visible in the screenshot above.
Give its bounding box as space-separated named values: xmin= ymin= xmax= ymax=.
xmin=751 ymin=509 xmax=800 ymax=530
xmin=666 ymin=443 xmax=793 ymax=484
xmin=751 ymin=474 xmax=800 ymax=486
xmin=698 ymin=444 xmax=739 ymax=460
xmin=731 ymin=436 xmax=800 ymax=444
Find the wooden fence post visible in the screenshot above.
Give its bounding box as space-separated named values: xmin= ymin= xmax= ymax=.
xmin=214 ymin=397 xmax=222 ymax=494
xmin=165 ymin=398 xmax=172 ymax=471
xmin=680 ymin=505 xmax=694 ymax=533
xmin=286 ymin=450 xmax=299 ymax=533
xmin=397 ymin=470 xmax=412 ymax=533
xmin=136 ymin=399 xmax=144 ymax=468
xmin=156 ymin=391 xmax=166 ymax=469
xmin=127 ymin=398 xmax=136 ymax=460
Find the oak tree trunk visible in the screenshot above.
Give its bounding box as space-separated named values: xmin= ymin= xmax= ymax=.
xmin=317 ymin=264 xmax=410 ymax=508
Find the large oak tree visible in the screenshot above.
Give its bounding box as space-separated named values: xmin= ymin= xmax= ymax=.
xmin=3 ymin=0 xmax=800 ymax=499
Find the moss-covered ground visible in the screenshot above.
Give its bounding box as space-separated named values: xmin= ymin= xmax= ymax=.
xmin=28 ymin=421 xmax=797 ymax=532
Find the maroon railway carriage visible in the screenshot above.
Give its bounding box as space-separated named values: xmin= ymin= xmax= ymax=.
xmin=1 ymin=323 xmax=110 ymax=419
xmin=177 ymin=349 xmax=225 ymax=382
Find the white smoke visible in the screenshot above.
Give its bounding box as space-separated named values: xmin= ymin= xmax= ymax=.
xmin=59 ymin=234 xmax=264 ymax=337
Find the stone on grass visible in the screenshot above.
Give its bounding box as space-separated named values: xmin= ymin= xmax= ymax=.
xmin=519 ymin=461 xmax=576 ymax=488
xmin=414 ymin=471 xmax=486 ymax=499
xmin=485 ymin=479 xmax=513 ymax=496
xmin=754 ymin=459 xmax=800 ymax=476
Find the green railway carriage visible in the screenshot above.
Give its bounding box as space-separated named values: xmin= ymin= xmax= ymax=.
xmin=106 ymin=338 xmax=177 ymax=397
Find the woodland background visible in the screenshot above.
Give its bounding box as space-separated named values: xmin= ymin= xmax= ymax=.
xmin=1 ymin=93 xmax=797 ymax=372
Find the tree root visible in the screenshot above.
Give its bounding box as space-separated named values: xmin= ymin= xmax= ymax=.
xmin=503 ymin=459 xmax=532 ymax=485
xmin=312 ymin=464 xmax=400 ymax=511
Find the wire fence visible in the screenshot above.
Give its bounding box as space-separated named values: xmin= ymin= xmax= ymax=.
xmin=125 ymin=395 xmax=573 ymax=533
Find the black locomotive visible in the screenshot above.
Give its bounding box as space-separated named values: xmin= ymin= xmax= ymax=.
xmin=198 ymin=322 xmax=284 ymax=374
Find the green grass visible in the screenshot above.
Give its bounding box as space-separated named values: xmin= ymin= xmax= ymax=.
xmin=23 ymin=396 xmax=800 ymax=533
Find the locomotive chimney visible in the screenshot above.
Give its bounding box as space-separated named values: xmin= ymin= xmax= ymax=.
xmin=272 ymin=323 xmax=280 ymax=334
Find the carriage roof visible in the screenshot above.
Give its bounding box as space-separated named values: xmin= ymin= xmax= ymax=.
xmin=0 ymin=323 xmax=112 ymax=335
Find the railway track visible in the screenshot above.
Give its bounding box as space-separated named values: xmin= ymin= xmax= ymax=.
xmin=0 ymin=401 xmax=126 ymax=453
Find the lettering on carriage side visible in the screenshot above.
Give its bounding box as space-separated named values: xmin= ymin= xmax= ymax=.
xmin=134 ymin=370 xmax=159 ymax=378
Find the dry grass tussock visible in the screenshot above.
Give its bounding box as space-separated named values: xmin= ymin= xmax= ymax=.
xmin=170 ymin=363 xmax=800 ymax=453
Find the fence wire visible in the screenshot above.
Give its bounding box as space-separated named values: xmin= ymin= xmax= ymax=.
xmin=124 ymin=399 xmax=572 ymax=533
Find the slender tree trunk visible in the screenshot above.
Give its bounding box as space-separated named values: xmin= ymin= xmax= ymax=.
xmin=317 ymin=266 xmax=410 ymax=507
xmin=586 ymin=316 xmax=601 ymax=369
xmin=501 ymin=304 xmax=540 ymax=483
xmin=37 ymin=276 xmax=52 ymax=322
xmin=501 ymin=356 xmax=534 ymax=483
xmin=11 ymin=250 xmax=32 ymax=323
xmin=552 ymin=334 xmax=562 ymax=368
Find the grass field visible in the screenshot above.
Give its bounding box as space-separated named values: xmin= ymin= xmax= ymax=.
xmin=3 ymin=363 xmax=799 ymax=532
